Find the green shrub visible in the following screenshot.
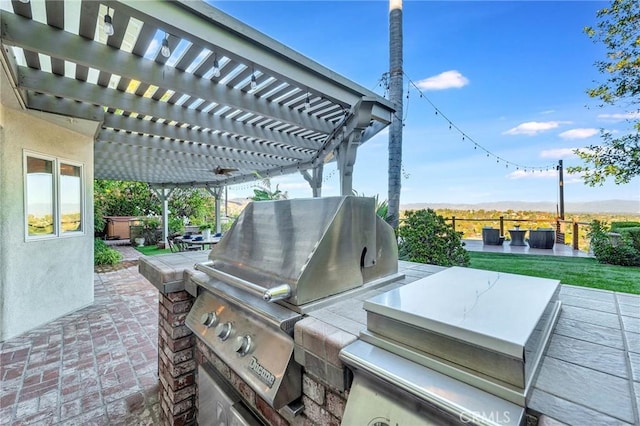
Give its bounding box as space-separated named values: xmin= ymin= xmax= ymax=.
xmin=398 ymin=209 xmax=470 ymax=267
xmin=94 ymin=238 xmax=122 ymax=265
xmin=140 ymin=217 xmax=161 ymax=245
xmin=610 ymin=221 xmax=640 ymax=231
xmin=589 ymin=220 xmax=640 ymax=267
xmin=618 ymin=227 xmax=640 ymax=253
xmin=169 ymin=216 xmax=185 ymax=236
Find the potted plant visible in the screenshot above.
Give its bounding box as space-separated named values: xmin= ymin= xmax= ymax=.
xmin=199 ymin=223 xmax=213 ymax=240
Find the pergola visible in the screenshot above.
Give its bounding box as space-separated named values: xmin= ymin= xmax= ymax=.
xmin=1 ymin=0 xmax=394 ymax=236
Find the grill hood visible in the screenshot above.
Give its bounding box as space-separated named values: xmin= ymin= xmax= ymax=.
xmin=206 ymin=196 xmax=398 ymax=306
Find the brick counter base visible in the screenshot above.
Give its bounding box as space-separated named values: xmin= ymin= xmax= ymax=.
xmin=158 ymin=291 xmax=197 ymax=426
xmin=196 ymin=340 xmax=348 ymax=425
xmin=156 ymin=289 xmax=349 ymax=425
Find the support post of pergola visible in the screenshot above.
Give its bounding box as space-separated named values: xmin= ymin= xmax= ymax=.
xmin=151 ymin=188 xmax=174 ymax=247
xmin=336 ymin=133 xmax=358 ymax=196
xmin=334 ymin=101 xmax=374 ymax=196
xmin=301 ymin=164 xmax=323 ymax=197
xmin=206 ymin=187 xmax=223 ymax=234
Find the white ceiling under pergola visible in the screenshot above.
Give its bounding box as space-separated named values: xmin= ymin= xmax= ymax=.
xmin=0 ymin=0 xmax=394 ymax=190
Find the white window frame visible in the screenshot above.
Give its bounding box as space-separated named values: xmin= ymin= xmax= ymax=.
xmin=24 ymin=150 xmax=85 ymax=241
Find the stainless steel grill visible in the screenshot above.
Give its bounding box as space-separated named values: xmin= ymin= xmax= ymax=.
xmin=185 ymin=196 xmax=401 ymax=418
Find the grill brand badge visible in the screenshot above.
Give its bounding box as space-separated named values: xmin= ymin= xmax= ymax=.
xmin=248 ymin=356 xmax=276 ymax=388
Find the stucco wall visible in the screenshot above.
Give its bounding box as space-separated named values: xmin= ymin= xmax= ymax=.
xmin=0 ymin=105 xmax=97 ymax=341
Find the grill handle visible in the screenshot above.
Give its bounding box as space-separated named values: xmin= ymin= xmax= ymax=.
xmin=194 ymin=262 xmax=291 ymax=303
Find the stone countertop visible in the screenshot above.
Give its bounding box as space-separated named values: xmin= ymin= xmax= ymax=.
xmin=295 ymin=261 xmax=640 ymax=425
xmin=293 ymin=261 xmax=446 ymax=392
xmin=138 ymin=254 xmax=640 ymax=425
xmin=138 ymin=251 xmax=209 ymax=294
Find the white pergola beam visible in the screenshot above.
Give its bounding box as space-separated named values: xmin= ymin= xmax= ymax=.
xmin=113 ymin=0 xmax=394 ymax=111
xmin=1 ymin=11 xmax=334 ymax=135
xmin=96 ymin=130 xmax=296 ymax=167
xmin=102 ymin=114 xmax=316 ymax=161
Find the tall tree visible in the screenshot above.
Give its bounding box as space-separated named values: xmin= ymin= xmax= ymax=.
xmin=388 ymin=0 xmax=404 ymax=229
xmin=568 ymin=0 xmax=639 ymax=185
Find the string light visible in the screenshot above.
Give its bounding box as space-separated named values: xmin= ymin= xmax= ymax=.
xmin=161 ymin=34 xmax=171 ymax=58
xmin=103 ymin=8 xmax=114 ymax=36
xmin=250 ymin=67 xmax=257 ymax=90
xmin=305 ymin=92 xmax=310 ymax=112
xmin=401 ymin=71 xmax=556 ymax=173
xmin=212 ymin=54 xmax=220 ymax=78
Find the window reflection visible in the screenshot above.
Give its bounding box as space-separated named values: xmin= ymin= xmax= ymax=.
xmin=26 ymin=156 xmax=55 ymax=236
xmin=60 ymin=163 xmax=82 ymax=233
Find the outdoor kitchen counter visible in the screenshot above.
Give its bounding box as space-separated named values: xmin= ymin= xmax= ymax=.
xmin=294 ymin=260 xmax=640 ymax=426
xmin=138 ymin=251 xmax=209 ymax=294
xmin=292 ymin=261 xmax=446 ymax=392
xmin=139 ymin=255 xmax=640 ymax=426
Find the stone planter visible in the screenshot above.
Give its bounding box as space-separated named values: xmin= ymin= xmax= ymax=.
xmin=134 ymin=237 xmax=145 ymax=247
xmin=529 ymin=229 xmax=555 ymax=249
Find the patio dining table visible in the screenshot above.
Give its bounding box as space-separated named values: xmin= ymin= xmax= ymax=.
xmin=175 ymin=235 xmax=221 ymax=250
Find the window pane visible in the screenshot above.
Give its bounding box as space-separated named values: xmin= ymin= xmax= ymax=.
xmin=60 ymin=163 xmax=82 ymax=233
xmin=26 ymin=156 xmax=55 ymax=236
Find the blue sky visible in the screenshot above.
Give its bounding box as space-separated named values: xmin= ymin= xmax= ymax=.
xmin=211 ymin=1 xmax=639 ymax=206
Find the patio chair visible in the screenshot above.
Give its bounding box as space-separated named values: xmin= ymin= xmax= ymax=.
xmin=482 ymin=227 xmax=504 ymax=245
xmin=175 ymin=239 xmax=201 ymax=252
xmin=167 ymin=238 xmax=180 ymax=253
xmin=529 ymin=229 xmax=555 ymax=249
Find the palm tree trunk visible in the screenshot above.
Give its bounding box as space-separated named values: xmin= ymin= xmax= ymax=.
xmin=388 ymin=0 xmax=403 ymax=229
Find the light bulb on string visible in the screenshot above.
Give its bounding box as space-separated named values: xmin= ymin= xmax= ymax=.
xmin=250 ymin=69 xmax=257 ymax=90
xmin=305 ymin=93 xmax=310 ymax=112
xmin=212 ymin=54 xmax=220 ymax=78
xmin=104 ymin=8 xmax=114 ymax=36
xmin=161 ymin=34 xmax=171 ymax=58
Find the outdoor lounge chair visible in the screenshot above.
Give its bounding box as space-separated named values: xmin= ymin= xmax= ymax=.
xmin=482 ymin=227 xmax=504 ymax=245
xmin=529 ymin=229 xmax=555 ymax=249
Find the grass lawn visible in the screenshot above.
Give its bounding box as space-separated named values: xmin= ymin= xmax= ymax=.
xmin=134 ymin=245 xmax=172 ymax=256
xmin=468 ymin=252 xmax=640 ymax=295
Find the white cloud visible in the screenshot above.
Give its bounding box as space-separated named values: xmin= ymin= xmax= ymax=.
xmin=540 ymin=110 xmax=556 ymax=115
xmin=558 ymin=128 xmax=599 ymax=140
xmin=503 ymin=121 xmax=570 ymax=136
xmin=507 ymin=169 xmax=557 ymax=180
xmin=597 ymin=112 xmax=640 ymax=122
xmin=415 ymin=70 xmax=469 ymax=91
xmin=540 ymin=148 xmax=577 ymax=159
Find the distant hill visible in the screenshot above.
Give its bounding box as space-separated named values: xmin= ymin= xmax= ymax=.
xmin=401 ymin=200 xmax=640 ymax=214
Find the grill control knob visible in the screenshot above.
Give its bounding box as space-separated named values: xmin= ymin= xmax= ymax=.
xmin=200 ymin=312 xmax=218 ymax=328
xmin=215 ymin=322 xmax=232 ymax=341
xmin=233 ymin=335 xmax=252 ymax=356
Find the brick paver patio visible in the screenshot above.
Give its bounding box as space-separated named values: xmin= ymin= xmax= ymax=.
xmin=0 ymin=248 xmax=159 ymax=425
xmin=2 ymin=244 xmax=638 ymax=425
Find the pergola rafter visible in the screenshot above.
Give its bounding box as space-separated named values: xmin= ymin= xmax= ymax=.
xmin=0 ymin=0 xmax=393 ymax=190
